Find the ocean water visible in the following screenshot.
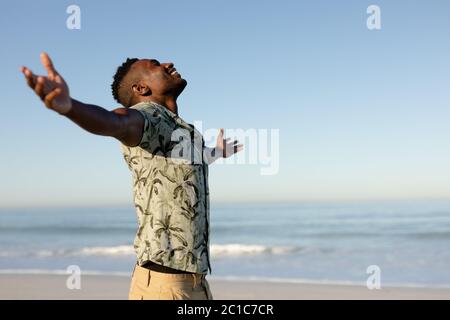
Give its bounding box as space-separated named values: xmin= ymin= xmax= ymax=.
xmin=1 ymin=200 xmax=450 ymax=287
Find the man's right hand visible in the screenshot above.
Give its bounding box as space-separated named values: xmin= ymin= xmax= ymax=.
xmin=21 ymin=52 xmax=144 ymax=146
xmin=21 ymin=52 xmax=72 ymax=114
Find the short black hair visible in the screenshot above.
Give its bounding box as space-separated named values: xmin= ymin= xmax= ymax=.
xmin=111 ymin=58 xmax=139 ymax=107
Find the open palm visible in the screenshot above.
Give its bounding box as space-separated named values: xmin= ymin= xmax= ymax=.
xmin=216 ymin=128 xmax=243 ymax=158
xmin=21 ymin=53 xmax=72 ymax=114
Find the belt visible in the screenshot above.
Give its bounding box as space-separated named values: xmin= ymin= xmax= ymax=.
xmin=141 ymin=261 xmax=195 ymax=274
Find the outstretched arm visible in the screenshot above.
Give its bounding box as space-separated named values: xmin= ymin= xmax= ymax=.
xmin=21 ymin=53 xmax=144 ymax=147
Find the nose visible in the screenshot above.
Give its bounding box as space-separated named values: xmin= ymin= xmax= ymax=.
xmin=164 ymin=62 xmax=174 ymax=69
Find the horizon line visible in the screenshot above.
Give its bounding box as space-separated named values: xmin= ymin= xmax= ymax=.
xmin=1 ymin=196 xmax=450 ymax=210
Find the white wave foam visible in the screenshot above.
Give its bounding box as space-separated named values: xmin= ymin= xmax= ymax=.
xmin=31 ymin=245 xmax=135 ymax=257
xmin=76 ymin=245 xmax=135 ymax=256
xmin=4 ymin=244 xmax=299 ymax=258
xmin=72 ymin=244 xmax=299 ymax=257
xmin=211 ymin=244 xmax=299 ymax=257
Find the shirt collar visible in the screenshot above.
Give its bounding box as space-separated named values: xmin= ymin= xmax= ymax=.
xmin=130 ymin=101 xmax=179 ymax=120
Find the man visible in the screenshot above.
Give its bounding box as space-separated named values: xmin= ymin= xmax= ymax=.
xmin=21 ymin=53 xmax=243 ymax=300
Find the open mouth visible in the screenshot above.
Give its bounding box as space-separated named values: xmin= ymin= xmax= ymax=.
xmin=168 ymin=68 xmax=181 ymax=78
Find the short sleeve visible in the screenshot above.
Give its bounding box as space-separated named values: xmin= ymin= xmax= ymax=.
xmin=134 ymin=109 xmax=149 ymax=147
xmin=136 ymin=107 xmax=177 ymax=156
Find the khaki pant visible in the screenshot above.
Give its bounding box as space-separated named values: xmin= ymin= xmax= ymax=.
xmin=128 ymin=264 xmax=213 ymax=300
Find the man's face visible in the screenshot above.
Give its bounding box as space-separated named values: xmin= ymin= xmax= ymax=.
xmin=133 ymin=59 xmax=187 ymax=98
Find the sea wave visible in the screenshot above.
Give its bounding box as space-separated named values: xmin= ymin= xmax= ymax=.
xmin=210 ymin=244 xmax=301 ymax=256
xmin=0 ymin=225 xmax=133 ymax=234
xmin=71 ymin=244 xmax=301 ymax=257
xmin=35 ymin=245 xmax=135 ymax=257
xmin=76 ymin=245 xmax=135 ymax=256
xmin=0 ymin=244 xmax=302 ymax=258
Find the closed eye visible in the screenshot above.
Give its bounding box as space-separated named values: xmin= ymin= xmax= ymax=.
xmin=149 ymin=59 xmax=160 ymax=66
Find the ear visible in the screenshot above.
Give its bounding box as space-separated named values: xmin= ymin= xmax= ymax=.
xmin=132 ymin=82 xmax=151 ymax=97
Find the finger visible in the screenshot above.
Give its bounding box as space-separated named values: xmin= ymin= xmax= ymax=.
xmin=218 ymin=128 xmax=224 ymax=138
xmin=40 ymin=52 xmax=57 ymax=77
xmin=21 ymin=66 xmax=31 ymax=76
xmin=34 ymin=77 xmax=45 ymax=100
xmin=234 ymin=144 xmax=244 ymax=153
xmin=44 ymin=88 xmax=62 ymax=109
xmin=22 ymin=67 xmax=37 ymax=88
xmin=227 ymin=139 xmax=239 ymax=146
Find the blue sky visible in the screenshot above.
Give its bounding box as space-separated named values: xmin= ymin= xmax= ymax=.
xmin=1 ymin=0 xmax=449 ymax=207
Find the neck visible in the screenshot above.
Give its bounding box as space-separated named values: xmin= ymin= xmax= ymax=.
xmin=142 ymin=96 xmax=178 ymax=115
